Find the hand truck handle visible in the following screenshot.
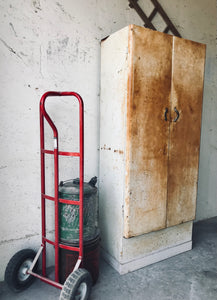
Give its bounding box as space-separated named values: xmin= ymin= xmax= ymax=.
xmin=40 ymin=91 xmax=84 ymax=138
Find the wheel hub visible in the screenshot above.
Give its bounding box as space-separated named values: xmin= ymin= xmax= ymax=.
xmin=18 ymin=259 xmax=32 ymax=282
xmin=75 ymin=282 xmax=87 ymax=300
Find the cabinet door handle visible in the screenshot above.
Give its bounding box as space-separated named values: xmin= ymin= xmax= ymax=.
xmin=173 ymin=107 xmax=180 ymax=122
xmin=164 ymin=107 xmax=168 ymax=121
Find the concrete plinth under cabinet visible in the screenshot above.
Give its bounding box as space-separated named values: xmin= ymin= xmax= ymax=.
xmin=101 ymin=222 xmax=192 ymax=275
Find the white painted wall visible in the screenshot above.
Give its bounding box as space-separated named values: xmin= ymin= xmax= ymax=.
xmin=0 ymin=0 xmax=142 ymax=281
xmin=0 ymin=0 xmax=216 ymax=281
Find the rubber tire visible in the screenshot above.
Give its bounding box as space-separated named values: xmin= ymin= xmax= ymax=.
xmin=59 ymin=268 xmax=92 ymax=300
xmin=4 ymin=249 xmax=38 ymax=292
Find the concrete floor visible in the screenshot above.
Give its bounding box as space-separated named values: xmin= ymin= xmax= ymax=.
xmin=0 ymin=217 xmax=216 ymax=300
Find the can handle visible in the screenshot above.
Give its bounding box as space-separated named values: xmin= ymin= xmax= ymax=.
xmin=88 ymin=177 xmax=97 ymax=187
xmin=59 ymin=177 xmax=97 ymax=187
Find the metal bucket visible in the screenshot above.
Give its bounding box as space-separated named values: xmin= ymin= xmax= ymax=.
xmin=59 ymin=232 xmax=100 ymax=284
xmin=59 ymin=177 xmax=98 ymax=243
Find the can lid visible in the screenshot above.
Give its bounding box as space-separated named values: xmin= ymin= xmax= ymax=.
xmin=59 ymin=177 xmax=97 ymax=196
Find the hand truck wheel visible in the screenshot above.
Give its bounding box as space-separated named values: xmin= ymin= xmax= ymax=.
xmin=4 ymin=249 xmax=38 ymax=292
xmin=59 ymin=268 xmax=92 ymax=300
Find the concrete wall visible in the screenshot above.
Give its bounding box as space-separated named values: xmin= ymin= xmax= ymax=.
xmin=0 ymin=0 xmax=142 ymax=281
xmin=0 ymin=0 xmax=216 ymax=281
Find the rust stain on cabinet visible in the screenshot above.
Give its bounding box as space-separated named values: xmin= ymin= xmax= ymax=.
xmin=124 ymin=26 xmax=172 ymax=238
xmin=123 ymin=26 xmax=205 ymax=238
xmin=167 ymin=38 xmax=206 ymax=227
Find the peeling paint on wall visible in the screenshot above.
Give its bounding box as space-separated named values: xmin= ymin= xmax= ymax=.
xmin=0 ymin=38 xmax=21 ymax=58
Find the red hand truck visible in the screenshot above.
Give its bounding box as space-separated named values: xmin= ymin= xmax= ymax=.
xmin=5 ymin=92 xmax=92 ymax=300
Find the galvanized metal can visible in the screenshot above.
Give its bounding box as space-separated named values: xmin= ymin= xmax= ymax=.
xmin=59 ymin=177 xmax=98 ymax=243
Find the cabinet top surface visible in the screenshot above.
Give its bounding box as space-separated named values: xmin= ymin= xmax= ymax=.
xmin=101 ymin=24 xmax=206 ymax=47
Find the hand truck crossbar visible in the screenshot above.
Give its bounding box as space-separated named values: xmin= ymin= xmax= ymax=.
xmin=42 ymin=193 xmax=81 ymax=205
xmin=41 ymin=149 xmax=81 ymax=157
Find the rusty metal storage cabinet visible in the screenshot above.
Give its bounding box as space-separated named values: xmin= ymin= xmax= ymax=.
xmin=99 ymin=25 xmax=206 ymax=274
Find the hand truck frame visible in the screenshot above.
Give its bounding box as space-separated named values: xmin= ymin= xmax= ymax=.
xmin=5 ymin=91 xmax=92 ymax=299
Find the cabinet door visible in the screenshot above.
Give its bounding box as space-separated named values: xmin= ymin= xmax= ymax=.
xmin=167 ymin=37 xmax=206 ymax=227
xmin=124 ymin=27 xmax=172 ymax=238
